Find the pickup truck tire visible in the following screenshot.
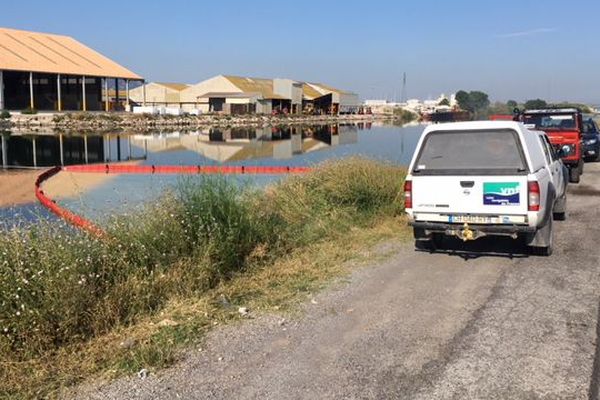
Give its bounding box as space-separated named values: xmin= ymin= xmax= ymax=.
xmin=553 ymin=195 xmax=567 ymax=221
xmin=569 ymin=167 xmax=581 ymax=183
xmin=553 ymin=211 xmax=566 ymax=221
xmin=528 ymin=218 xmax=553 ymax=256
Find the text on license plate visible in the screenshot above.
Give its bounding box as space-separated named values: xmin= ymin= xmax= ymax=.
xmin=449 ymin=215 xmax=492 ymax=224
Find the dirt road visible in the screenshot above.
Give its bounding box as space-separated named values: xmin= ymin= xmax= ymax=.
xmin=76 ymin=165 xmax=600 ymax=399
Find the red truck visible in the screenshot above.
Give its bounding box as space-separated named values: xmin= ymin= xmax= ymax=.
xmin=519 ymin=108 xmax=584 ymax=183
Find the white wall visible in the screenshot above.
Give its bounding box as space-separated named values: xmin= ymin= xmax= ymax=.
xmin=340 ymin=92 xmax=359 ymax=107
xmin=256 ymin=99 xmax=272 ymax=114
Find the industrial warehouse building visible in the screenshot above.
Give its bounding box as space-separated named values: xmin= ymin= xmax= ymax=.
xmin=0 ymin=27 xmax=142 ymax=111
xmin=129 ymin=75 xmax=359 ymax=115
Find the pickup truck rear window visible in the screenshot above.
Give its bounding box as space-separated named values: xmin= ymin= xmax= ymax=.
xmin=414 ymin=129 xmax=527 ymax=175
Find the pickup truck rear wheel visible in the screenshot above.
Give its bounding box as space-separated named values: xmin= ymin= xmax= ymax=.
xmin=528 ymin=218 xmax=553 ymax=256
xmin=553 ymin=194 xmax=567 ymax=221
xmin=569 ymin=167 xmax=580 ymax=183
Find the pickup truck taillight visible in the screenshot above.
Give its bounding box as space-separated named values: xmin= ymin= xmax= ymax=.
xmin=404 ymin=180 xmax=412 ymax=209
xmin=528 ymin=181 xmax=540 ymax=211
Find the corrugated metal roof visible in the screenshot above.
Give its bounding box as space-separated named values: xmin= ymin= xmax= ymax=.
xmin=156 ymin=82 xmax=189 ymax=91
xmin=302 ymin=83 xmax=324 ymax=100
xmin=196 ymin=92 xmax=257 ymax=99
xmin=0 ymin=27 xmax=142 ymax=79
xmin=308 ymin=82 xmax=355 ymax=96
xmin=224 ymin=75 xmax=288 ymax=100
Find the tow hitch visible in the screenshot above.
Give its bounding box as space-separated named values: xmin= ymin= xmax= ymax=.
xmin=447 ymin=223 xmax=483 ymax=241
xmin=443 ymin=223 xmax=521 ymax=241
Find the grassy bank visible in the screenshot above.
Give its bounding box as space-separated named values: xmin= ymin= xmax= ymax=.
xmin=0 ymin=158 xmax=409 ymax=398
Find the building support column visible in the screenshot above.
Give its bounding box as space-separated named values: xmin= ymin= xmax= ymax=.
xmin=125 ymin=79 xmax=130 ymax=111
xmin=57 ymin=74 xmax=62 ymax=111
xmin=104 ymin=78 xmax=109 ymax=112
xmin=59 ymin=134 xmax=64 ymax=166
xmin=84 ymin=134 xmax=89 ymax=164
xmin=29 ymin=72 xmax=35 ymax=110
xmin=114 ymin=78 xmax=119 ymax=111
xmin=82 ymin=76 xmax=87 ymax=111
xmin=142 ymin=80 xmax=147 ymax=106
xmin=0 ymin=70 xmax=4 ymax=110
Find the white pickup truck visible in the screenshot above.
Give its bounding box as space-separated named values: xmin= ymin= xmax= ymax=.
xmin=404 ymin=121 xmax=568 ymax=256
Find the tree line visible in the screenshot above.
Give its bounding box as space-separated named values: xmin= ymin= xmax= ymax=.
xmin=454 ymin=90 xmax=593 ymax=119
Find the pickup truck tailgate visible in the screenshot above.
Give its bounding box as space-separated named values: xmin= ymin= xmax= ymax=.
xmin=412 ymin=175 xmax=529 ymax=222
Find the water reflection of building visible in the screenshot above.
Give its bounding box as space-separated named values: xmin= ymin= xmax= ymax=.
xmin=1 ymin=133 xmax=146 ymax=168
xmin=130 ymin=124 xmax=359 ymax=163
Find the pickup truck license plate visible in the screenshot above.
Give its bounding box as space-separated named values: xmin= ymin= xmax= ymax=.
xmin=449 ymin=215 xmax=492 ymax=224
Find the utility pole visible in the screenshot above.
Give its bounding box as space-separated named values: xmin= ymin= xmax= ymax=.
xmin=401 ymin=72 xmax=407 ymax=103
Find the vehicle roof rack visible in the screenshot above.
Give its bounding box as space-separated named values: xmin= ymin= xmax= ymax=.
xmin=523 ymin=107 xmax=580 ymax=114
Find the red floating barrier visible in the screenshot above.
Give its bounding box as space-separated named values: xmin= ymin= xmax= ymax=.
xmin=35 ymin=163 xmax=312 ymax=236
xmin=35 ymin=166 xmax=106 ymax=238
xmin=61 ymin=163 xmax=312 ymax=176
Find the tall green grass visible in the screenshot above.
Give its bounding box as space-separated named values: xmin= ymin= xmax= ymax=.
xmin=0 ymin=157 xmax=405 ymax=396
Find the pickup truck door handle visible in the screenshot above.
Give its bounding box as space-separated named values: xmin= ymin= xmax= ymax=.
xmin=460 ymin=181 xmax=475 ymax=188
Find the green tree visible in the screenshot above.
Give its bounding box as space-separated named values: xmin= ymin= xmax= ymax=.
xmin=438 ymin=98 xmax=450 ymax=106
xmin=455 ymin=90 xmax=471 ymax=112
xmin=469 ymin=91 xmax=490 ymax=112
xmin=507 ymin=100 xmax=518 ymax=109
xmin=524 ymin=99 xmax=548 ymax=109
xmin=455 ymin=90 xmax=490 ymax=119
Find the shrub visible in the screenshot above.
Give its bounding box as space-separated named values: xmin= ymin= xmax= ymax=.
xmin=0 ymin=110 xmax=10 ymax=119
xmin=178 ymin=177 xmax=279 ymax=280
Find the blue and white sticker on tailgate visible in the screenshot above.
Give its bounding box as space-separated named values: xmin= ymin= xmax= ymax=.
xmin=483 ymin=182 xmax=520 ymax=206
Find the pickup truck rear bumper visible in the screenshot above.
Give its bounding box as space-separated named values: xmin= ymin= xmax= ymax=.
xmin=410 ymin=221 xmax=536 ymax=237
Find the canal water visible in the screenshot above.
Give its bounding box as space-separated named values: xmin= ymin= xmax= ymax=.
xmin=1 ymin=121 xmax=425 ymax=223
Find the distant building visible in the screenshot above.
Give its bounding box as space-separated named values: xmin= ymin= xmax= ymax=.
xmin=131 ymin=75 xmax=359 ymax=115
xmin=129 ymin=82 xmax=190 ymax=107
xmin=302 ymin=82 xmax=360 ymax=115
xmin=364 ymin=99 xmax=389 ymax=106
xmin=0 ymin=27 xmax=142 ymax=111
xmin=180 ymin=75 xmax=302 ymax=114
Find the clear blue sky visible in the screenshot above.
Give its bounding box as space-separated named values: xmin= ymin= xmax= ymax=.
xmin=2 ymin=0 xmax=598 ymax=103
